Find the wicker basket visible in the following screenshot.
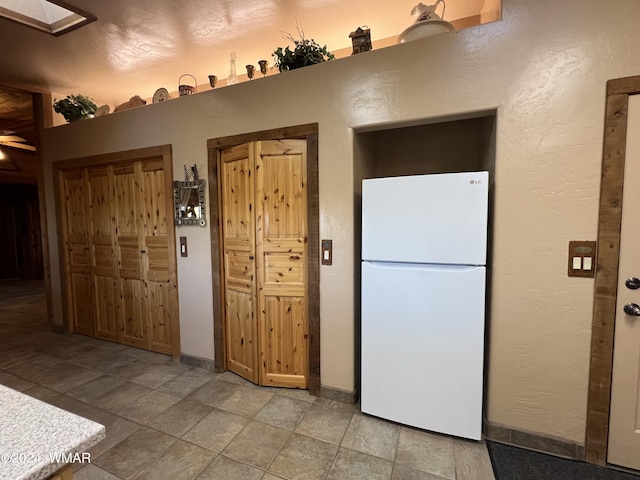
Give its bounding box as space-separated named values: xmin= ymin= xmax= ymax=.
xmin=178 ymin=74 xmax=197 ymax=96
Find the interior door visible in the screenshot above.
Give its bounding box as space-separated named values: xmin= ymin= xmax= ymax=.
xmin=220 ymin=144 xmax=259 ymax=383
xmin=87 ymin=166 xmax=118 ymax=341
xmin=219 ymin=140 xmax=309 ymax=388
xmin=256 ymin=140 xmax=309 ymax=388
xmin=113 ymin=162 xmax=146 ymax=349
xmin=62 ymin=169 xmax=93 ymax=336
xmin=608 ymin=94 xmax=640 ymax=470
xmin=141 ymin=158 xmax=176 ymax=355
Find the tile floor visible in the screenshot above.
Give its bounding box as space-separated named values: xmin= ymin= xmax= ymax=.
xmin=0 ymin=280 xmax=496 ymax=480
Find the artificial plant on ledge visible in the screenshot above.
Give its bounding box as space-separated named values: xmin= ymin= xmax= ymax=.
xmin=272 ymin=25 xmax=335 ymax=72
xmin=53 ymin=94 xmax=97 ymax=123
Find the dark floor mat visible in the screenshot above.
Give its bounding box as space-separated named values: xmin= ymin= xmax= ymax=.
xmin=487 ymin=441 xmax=640 ymax=480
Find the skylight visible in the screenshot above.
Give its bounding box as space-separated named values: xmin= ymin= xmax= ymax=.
xmin=0 ymin=0 xmax=96 ymax=36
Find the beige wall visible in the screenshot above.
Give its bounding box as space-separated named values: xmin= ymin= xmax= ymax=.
xmin=41 ymin=0 xmax=640 ymax=444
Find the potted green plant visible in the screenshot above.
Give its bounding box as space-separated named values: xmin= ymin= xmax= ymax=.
xmin=53 ymin=94 xmax=97 ymax=123
xmin=273 ymin=27 xmax=335 ymax=72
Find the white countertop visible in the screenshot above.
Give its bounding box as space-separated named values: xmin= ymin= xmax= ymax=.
xmin=0 ymin=385 xmax=105 ymax=480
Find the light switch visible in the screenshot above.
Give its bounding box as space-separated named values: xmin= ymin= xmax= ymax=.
xmin=572 ymin=257 xmax=582 ymax=270
xmin=180 ymin=236 xmax=188 ymax=257
xmin=568 ymin=241 xmax=596 ymax=278
xmin=321 ymin=239 xmax=332 ymax=265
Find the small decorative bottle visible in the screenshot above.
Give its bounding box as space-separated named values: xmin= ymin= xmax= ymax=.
xmin=227 ymin=52 xmax=238 ymax=85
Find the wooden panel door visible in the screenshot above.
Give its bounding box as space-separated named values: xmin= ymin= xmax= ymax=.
xmin=220 ymin=144 xmax=259 ymax=383
xmin=113 ymin=162 xmax=147 ymax=349
xmin=62 ymin=169 xmax=93 ymax=336
xmin=608 ymin=94 xmax=640 ymax=470
xmin=57 ymin=146 xmax=179 ymax=357
xmin=255 ymin=140 xmax=309 ymax=388
xmin=87 ymin=167 xmax=118 ymax=341
xmin=141 ymin=158 xmax=177 ymax=355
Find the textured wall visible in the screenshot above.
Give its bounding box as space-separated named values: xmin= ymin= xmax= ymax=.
xmin=41 ymin=0 xmax=640 ymax=444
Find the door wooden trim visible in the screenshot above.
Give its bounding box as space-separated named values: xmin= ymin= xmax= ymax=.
xmin=52 ymin=145 xmax=180 ymax=358
xmin=585 ymin=75 xmax=640 ymax=465
xmin=208 ymin=124 xmax=321 ymax=395
xmin=33 ymin=93 xmax=55 ymax=328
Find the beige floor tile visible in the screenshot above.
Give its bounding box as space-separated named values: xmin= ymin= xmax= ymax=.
xmin=314 ymin=397 xmax=361 ymax=413
xmin=148 ymin=399 xmax=212 ymax=437
xmin=40 ymin=392 xmax=91 ymax=416
xmin=75 ymin=464 xmax=122 ymax=480
xmin=216 ymin=371 xmax=253 ymax=386
xmin=0 ymin=370 xmax=36 ymax=391
xmin=217 ymin=385 xmax=275 ymax=417
xmin=118 ymin=390 xmax=182 ymax=424
xmin=84 ymin=411 xmax=142 ymax=459
xmin=222 ymin=420 xmax=291 ymax=469
xmin=92 ymin=381 xmax=152 ymax=413
xmin=129 ymin=362 xmax=192 ymax=388
xmin=341 ymin=414 xmax=399 ymax=461
xmin=395 ymin=427 xmax=455 ymax=479
xmin=107 ymin=360 xmax=150 ymax=380
xmin=132 ymin=439 xmax=215 ymax=479
xmin=0 ymin=349 xmax=40 ymax=369
xmin=276 ymin=388 xmax=316 ymax=403
xmin=453 ymin=440 xmax=496 ymax=480
xmin=39 ymin=340 xmax=103 ymax=361
xmin=182 ymin=408 xmax=249 ymax=452
xmin=268 ymin=433 xmax=338 ymax=480
xmin=157 ymin=368 xmax=214 ymax=397
xmin=93 ymin=426 xmax=176 ymax=479
xmin=44 ymin=362 xmax=104 ymax=393
xmin=67 ymin=375 xmax=126 ymax=403
xmin=120 ymin=347 xmax=172 ymax=363
xmin=392 ymin=463 xmax=451 ymax=480
xmin=295 ymin=404 xmax=353 ymax=445
xmin=196 ymin=455 xmax=263 ymax=480
xmin=326 ymin=448 xmax=393 ymax=480
xmin=72 ymin=350 xmax=131 ymax=371
xmin=7 ymin=354 xmax=68 ymax=384
xmin=255 ymin=395 xmax=311 ymax=430
xmin=188 ymin=377 xmax=240 ymax=407
xmin=22 ymin=385 xmax=63 ymax=403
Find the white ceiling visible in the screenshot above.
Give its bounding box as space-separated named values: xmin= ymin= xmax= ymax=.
xmin=0 ymin=0 xmax=485 ymax=106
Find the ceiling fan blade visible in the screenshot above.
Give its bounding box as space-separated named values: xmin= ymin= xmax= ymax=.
xmin=0 ymin=135 xmax=26 ymax=143
xmin=0 ymin=141 xmax=36 ymax=151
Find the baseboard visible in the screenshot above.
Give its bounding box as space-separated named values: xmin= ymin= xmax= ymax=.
xmin=320 ymin=385 xmax=358 ymax=404
xmin=180 ymin=353 xmax=215 ymax=370
xmin=484 ymin=420 xmax=585 ymax=460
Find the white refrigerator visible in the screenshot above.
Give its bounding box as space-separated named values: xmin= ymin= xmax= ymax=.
xmin=361 ymin=171 xmax=488 ymax=441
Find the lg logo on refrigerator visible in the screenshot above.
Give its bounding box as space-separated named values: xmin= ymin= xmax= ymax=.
xmin=469 ymin=180 xmax=483 ymax=184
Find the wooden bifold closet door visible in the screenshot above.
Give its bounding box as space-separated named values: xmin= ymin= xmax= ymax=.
xmin=59 ymin=153 xmax=178 ymax=357
xmin=220 ymin=140 xmax=309 ymax=388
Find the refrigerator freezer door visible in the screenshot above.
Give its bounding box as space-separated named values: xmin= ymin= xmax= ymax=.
xmin=362 ymin=171 xmax=488 ymax=265
xmin=361 ymin=261 xmax=486 ymax=440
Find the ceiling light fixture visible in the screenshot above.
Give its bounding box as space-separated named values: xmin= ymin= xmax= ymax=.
xmin=0 ymin=0 xmax=96 ymax=36
xmin=398 ymin=1 xmax=455 ymax=44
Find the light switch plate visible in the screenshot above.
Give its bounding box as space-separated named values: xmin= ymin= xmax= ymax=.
xmin=321 ymin=239 xmax=332 ymax=265
xmin=568 ymin=241 xmax=596 ymax=278
xmin=180 ymin=236 xmax=188 ymax=257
